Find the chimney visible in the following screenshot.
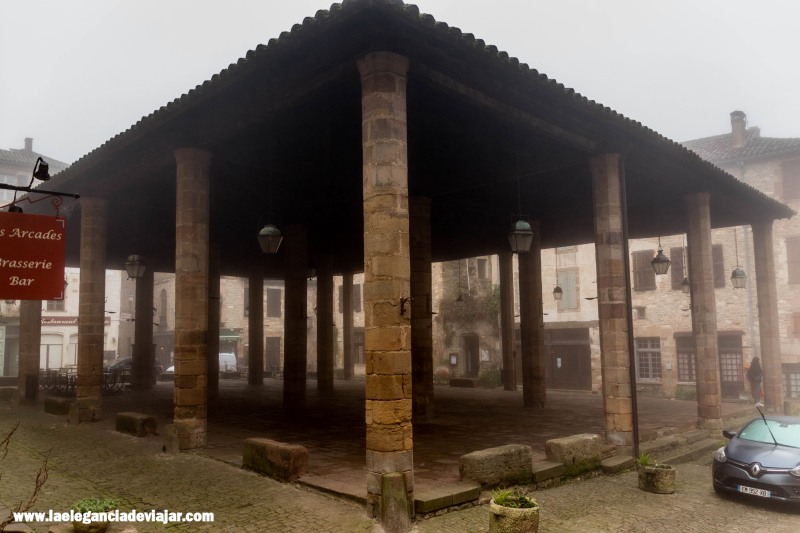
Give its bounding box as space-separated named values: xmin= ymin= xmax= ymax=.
xmin=730 ymin=111 xmax=747 ymax=149
xmin=24 ymin=137 xmax=33 ymax=151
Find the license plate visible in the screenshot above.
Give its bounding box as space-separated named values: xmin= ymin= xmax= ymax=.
xmin=738 ymin=485 xmax=770 ymax=498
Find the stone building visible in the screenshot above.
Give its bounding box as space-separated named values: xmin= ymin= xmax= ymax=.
xmin=7 ymin=2 xmax=794 ymax=529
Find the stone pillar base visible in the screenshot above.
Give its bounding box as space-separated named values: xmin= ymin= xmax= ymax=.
xmin=165 ymin=418 xmax=207 ymax=451
xmin=68 ymin=397 xmax=102 ymax=424
xmin=697 ymin=417 xmax=723 ymax=432
xmin=605 ymin=430 xmax=632 ymax=447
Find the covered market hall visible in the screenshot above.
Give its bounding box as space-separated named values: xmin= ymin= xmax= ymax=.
xmin=8 ymin=0 xmax=793 ymax=529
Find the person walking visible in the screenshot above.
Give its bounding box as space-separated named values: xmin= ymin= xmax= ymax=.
xmin=746 ymin=356 xmax=764 ymax=404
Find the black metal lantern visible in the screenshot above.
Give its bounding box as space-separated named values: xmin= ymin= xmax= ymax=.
xmin=125 ymin=255 xmax=146 ymax=279
xmin=553 ymin=285 xmax=563 ymax=301
xmin=508 ymin=219 xmax=533 ymax=254
xmin=681 ymin=277 xmax=690 ymax=294
xmin=731 ymin=266 xmax=747 ymax=289
xmin=258 ymin=224 xmax=283 ymax=254
xmin=651 ymin=244 xmax=671 ymax=276
xmin=32 ymin=157 xmax=50 ymax=181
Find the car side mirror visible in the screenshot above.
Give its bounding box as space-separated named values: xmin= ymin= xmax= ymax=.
xmin=722 ymin=430 xmax=737 ymax=440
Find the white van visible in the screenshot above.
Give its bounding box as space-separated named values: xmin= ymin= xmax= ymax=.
xmin=219 ymin=353 xmax=239 ymax=377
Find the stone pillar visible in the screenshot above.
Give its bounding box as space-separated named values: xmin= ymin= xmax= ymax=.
xmin=17 ymin=299 xmax=41 ymax=403
xmin=752 ymin=219 xmax=784 ymax=412
xmin=590 ymin=154 xmax=634 ymax=447
xmin=358 ymin=51 xmax=413 ymax=528
xmin=342 ymin=272 xmax=354 ymax=380
xmin=317 ymin=255 xmax=334 ymax=392
xmin=132 ymin=267 xmax=155 ymax=390
xmin=208 ymin=246 xmax=221 ymax=399
xmin=685 ymin=192 xmax=722 ymax=430
xmin=410 ymin=196 xmax=434 ymax=421
xmin=76 ymin=197 xmax=107 ymax=422
xmin=499 ymin=252 xmax=516 ymax=390
xmin=172 ymin=148 xmax=210 ymax=449
xmin=518 ymin=222 xmax=545 ymax=407
xmin=248 ymin=268 xmax=264 ymax=386
xmin=283 ymin=224 xmax=308 ymax=408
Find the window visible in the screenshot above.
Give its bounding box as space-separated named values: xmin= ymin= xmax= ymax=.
xmin=266 ymin=288 xmax=282 ymax=318
xmin=712 ymin=244 xmax=725 ymax=288
xmin=676 ymin=336 xmax=696 ymax=382
xmin=635 ymin=306 xmax=646 ymax=320
xmin=782 ymin=160 xmax=800 ymax=200
xmin=787 ymin=236 xmax=800 ymax=284
xmin=46 ymin=299 xmax=65 ymax=312
xmin=635 ymin=337 xmax=661 ymax=381
xmin=477 ymin=258 xmax=488 ymax=280
xmin=632 ymin=250 xmax=656 ymax=291
xmin=793 ymin=312 xmax=800 ymax=339
xmin=670 ymin=247 xmax=685 ymax=290
xmin=786 ymin=371 xmax=800 ymax=399
xmin=670 ymin=245 xmax=723 ymax=288
xmin=557 ymin=269 xmax=578 ymax=310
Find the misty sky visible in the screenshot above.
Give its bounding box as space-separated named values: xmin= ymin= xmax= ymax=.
xmin=1 ymin=0 xmax=798 ymax=165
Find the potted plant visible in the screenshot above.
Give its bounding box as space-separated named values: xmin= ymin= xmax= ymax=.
xmin=69 ymin=497 xmax=119 ymax=533
xmin=636 ymin=452 xmax=676 ymax=494
xmin=488 ymin=488 xmax=540 ymax=533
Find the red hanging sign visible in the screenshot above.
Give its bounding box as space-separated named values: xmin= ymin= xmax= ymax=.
xmin=0 ymin=212 xmax=66 ymax=300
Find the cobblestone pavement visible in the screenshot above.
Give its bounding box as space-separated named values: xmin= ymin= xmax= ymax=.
xmin=0 ymin=406 xmax=376 ymax=532
xmin=415 ymin=457 xmax=800 ymax=533
xmin=0 ymin=381 xmax=774 ymax=533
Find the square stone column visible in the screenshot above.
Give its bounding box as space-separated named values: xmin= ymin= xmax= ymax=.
xmin=752 ymin=219 xmax=784 ymax=412
xmin=283 ymin=224 xmax=308 ymax=408
xmin=410 ymin=196 xmax=433 ymax=421
xmin=358 ymin=51 xmax=413 ymax=529
xmin=518 ymin=221 xmax=545 ymax=407
xmin=172 ymin=148 xmax=211 ymax=449
xmin=208 ymin=246 xmax=221 ymax=399
xmin=132 ymin=267 xmax=155 ymax=391
xmin=76 ymin=196 xmax=108 ymax=422
xmin=17 ymin=299 xmax=42 ymax=403
xmin=342 ymin=272 xmax=354 ymax=380
xmin=248 ymin=267 xmax=264 ymax=385
xmin=499 ymin=252 xmax=516 ymax=391
xmin=317 ymin=255 xmax=335 ymax=392
xmin=685 ymin=192 xmax=722 ymax=430
xmin=590 ymin=154 xmax=634 ymax=447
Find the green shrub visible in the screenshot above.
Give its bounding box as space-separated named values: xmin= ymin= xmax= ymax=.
xmin=491 ymin=488 xmax=537 ymax=508
xmin=477 ymin=367 xmax=502 ymax=389
xmin=70 ymin=498 xmax=119 ymax=514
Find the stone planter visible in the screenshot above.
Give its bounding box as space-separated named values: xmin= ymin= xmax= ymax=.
xmin=489 ymin=498 xmax=540 ymax=533
xmin=637 ymin=464 xmax=676 ymax=494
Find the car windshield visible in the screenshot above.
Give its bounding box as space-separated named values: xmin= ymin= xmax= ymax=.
xmin=739 ymin=419 xmax=800 ymax=448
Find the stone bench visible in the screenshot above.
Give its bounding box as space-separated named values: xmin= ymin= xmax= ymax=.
xmin=115 ymin=412 xmax=158 ymax=437
xmin=459 ymin=444 xmax=532 ymax=487
xmin=448 ymin=378 xmax=476 ymax=388
xmin=44 ymin=396 xmax=73 ymax=415
xmin=545 ymin=433 xmax=602 ymax=476
xmin=243 ymin=437 xmax=308 ymax=482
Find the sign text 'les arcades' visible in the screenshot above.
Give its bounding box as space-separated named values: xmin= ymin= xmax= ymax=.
xmin=0 ymin=211 xmax=66 ymax=300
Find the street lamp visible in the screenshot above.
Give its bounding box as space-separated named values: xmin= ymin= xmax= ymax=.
xmin=258 ymin=224 xmax=283 ymax=254
xmin=650 ymin=237 xmax=670 ymax=275
xmin=125 ymin=255 xmax=146 ymax=279
xmin=508 ymin=219 xmax=533 ymax=254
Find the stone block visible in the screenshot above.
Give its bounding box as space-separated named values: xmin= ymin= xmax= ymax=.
xmin=532 ymin=460 xmax=565 ymax=483
xmin=545 ymin=434 xmax=602 ymax=476
xmin=44 ymin=396 xmax=73 ymax=416
xmin=115 ymin=412 xmax=157 ymax=437
xmin=381 ymin=472 xmax=412 ymax=531
xmin=68 ymin=397 xmax=102 ymax=424
xmin=459 ymin=444 xmax=533 ymax=487
xmin=243 ymin=437 xmax=308 ymax=482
